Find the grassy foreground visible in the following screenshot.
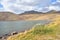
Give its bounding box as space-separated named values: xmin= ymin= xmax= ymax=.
xmin=7 ymin=20 xmax=60 ymax=40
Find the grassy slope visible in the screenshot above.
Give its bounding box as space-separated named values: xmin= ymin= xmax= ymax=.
xmin=7 ymin=19 xmax=60 ymax=40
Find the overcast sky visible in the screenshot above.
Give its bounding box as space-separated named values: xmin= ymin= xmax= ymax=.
xmin=0 ymin=0 xmax=60 ymax=14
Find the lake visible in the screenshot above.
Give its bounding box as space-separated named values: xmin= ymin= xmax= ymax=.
xmin=0 ymin=20 xmax=50 ymax=36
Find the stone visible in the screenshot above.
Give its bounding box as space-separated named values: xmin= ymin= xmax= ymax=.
xmin=0 ymin=36 xmax=2 ymax=39
xmin=11 ymin=31 xmax=18 ymax=35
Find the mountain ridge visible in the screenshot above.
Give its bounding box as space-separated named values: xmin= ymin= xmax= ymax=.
xmin=0 ymin=10 xmax=60 ymax=21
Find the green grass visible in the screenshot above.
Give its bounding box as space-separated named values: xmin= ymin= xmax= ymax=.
xmin=7 ymin=22 xmax=60 ymax=40
xmin=31 ymin=25 xmax=55 ymax=35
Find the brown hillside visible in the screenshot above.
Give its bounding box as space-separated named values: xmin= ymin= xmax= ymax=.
xmin=0 ymin=11 xmax=60 ymax=21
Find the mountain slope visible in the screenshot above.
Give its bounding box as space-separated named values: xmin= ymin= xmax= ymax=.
xmin=0 ymin=11 xmax=60 ymax=21
xmin=0 ymin=12 xmax=20 ymax=21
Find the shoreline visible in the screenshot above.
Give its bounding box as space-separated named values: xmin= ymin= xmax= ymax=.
xmin=0 ymin=30 xmax=28 ymax=40
xmin=0 ymin=31 xmax=21 ymax=40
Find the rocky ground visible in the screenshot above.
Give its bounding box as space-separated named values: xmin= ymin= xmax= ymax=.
xmin=0 ymin=31 xmax=18 ymax=40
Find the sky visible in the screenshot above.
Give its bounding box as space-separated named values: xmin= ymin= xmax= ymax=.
xmin=0 ymin=0 xmax=60 ymax=14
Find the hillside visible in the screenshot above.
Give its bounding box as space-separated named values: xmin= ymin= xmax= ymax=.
xmin=0 ymin=11 xmax=60 ymax=21
xmin=0 ymin=12 xmax=19 ymax=21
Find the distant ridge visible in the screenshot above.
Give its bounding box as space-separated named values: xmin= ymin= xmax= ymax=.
xmin=0 ymin=10 xmax=60 ymax=21
xmin=47 ymin=10 xmax=57 ymax=13
xmin=47 ymin=10 xmax=60 ymax=13
xmin=24 ymin=10 xmax=40 ymax=13
xmin=21 ymin=10 xmax=43 ymax=15
xmin=21 ymin=10 xmax=60 ymax=14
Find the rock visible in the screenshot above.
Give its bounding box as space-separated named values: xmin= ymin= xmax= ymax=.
xmin=11 ymin=31 xmax=18 ymax=35
xmin=0 ymin=37 xmax=2 ymax=39
xmin=4 ymin=34 xmax=9 ymax=36
xmin=5 ymin=34 xmax=11 ymax=36
xmin=2 ymin=37 xmax=6 ymax=39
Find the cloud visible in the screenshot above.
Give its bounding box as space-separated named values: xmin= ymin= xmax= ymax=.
xmin=48 ymin=6 xmax=60 ymax=11
xmin=57 ymin=0 xmax=60 ymax=2
xmin=48 ymin=0 xmax=60 ymax=11
xmin=0 ymin=0 xmax=57 ymax=14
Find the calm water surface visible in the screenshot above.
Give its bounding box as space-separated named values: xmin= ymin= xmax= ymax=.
xmin=0 ymin=20 xmax=50 ymax=36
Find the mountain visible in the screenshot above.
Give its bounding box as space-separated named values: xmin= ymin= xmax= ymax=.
xmin=0 ymin=12 xmax=19 ymax=21
xmin=47 ymin=10 xmax=57 ymax=13
xmin=0 ymin=11 xmax=42 ymax=21
xmin=47 ymin=10 xmax=60 ymax=13
xmin=21 ymin=10 xmax=42 ymax=15
xmin=0 ymin=10 xmax=60 ymax=21
xmin=24 ymin=10 xmax=39 ymax=13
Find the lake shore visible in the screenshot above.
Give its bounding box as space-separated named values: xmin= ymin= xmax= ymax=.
xmin=0 ymin=29 xmax=29 ymax=40
xmin=0 ymin=31 xmax=21 ymax=40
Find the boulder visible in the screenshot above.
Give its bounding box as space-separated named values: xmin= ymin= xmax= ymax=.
xmin=11 ymin=31 xmax=18 ymax=35
xmin=0 ymin=36 xmax=2 ymax=39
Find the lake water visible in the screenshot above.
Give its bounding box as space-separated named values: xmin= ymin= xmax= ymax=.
xmin=0 ymin=20 xmax=50 ymax=36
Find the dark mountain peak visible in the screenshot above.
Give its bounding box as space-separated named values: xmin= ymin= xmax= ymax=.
xmin=24 ymin=10 xmax=39 ymax=13
xmin=21 ymin=10 xmax=43 ymax=14
xmin=47 ymin=10 xmax=57 ymax=13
